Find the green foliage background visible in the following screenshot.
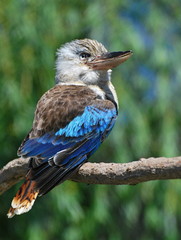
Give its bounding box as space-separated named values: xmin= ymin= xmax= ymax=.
xmin=0 ymin=0 xmax=181 ymax=239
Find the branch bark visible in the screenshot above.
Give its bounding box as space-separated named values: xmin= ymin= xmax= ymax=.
xmin=1 ymin=156 xmax=181 ymax=195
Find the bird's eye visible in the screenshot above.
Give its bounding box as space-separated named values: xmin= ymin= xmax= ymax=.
xmin=79 ymin=52 xmax=91 ymax=60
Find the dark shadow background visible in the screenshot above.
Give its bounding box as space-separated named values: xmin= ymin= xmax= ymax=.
xmin=0 ymin=0 xmax=181 ymax=239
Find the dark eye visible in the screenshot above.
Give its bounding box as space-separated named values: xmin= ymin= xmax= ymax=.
xmin=79 ymin=52 xmax=91 ymax=60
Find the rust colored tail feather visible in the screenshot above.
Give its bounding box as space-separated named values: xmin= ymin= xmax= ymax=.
xmin=7 ymin=180 xmax=39 ymax=218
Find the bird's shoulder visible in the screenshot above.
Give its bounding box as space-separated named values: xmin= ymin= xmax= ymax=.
xmin=30 ymin=84 xmax=115 ymax=137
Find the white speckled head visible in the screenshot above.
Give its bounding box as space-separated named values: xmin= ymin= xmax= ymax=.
xmin=55 ymin=39 xmax=109 ymax=85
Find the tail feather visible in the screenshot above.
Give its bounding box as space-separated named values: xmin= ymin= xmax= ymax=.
xmin=7 ymin=153 xmax=87 ymax=217
xmin=7 ymin=180 xmax=39 ymax=218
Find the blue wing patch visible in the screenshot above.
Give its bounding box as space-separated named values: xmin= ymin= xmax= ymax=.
xmin=20 ymin=105 xmax=117 ymax=165
xmin=55 ymin=106 xmax=116 ymax=137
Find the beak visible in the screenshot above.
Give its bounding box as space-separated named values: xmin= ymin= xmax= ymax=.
xmin=87 ymin=50 xmax=133 ymax=70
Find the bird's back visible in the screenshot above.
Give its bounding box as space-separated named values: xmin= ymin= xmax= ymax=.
xmin=8 ymin=84 xmax=117 ymax=217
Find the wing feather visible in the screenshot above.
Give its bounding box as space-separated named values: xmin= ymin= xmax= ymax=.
xmin=18 ymin=85 xmax=117 ymax=195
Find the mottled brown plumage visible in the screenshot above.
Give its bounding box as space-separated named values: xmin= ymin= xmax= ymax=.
xmin=31 ymin=85 xmax=103 ymax=136
xmin=18 ymin=85 xmax=115 ymax=155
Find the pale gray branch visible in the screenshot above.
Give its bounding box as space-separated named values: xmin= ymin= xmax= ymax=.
xmin=1 ymin=156 xmax=181 ymax=195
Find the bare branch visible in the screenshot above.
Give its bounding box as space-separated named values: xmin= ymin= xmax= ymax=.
xmin=0 ymin=158 xmax=29 ymax=195
xmin=1 ymin=156 xmax=181 ymax=195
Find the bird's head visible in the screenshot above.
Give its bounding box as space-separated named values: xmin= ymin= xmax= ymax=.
xmin=55 ymin=39 xmax=132 ymax=85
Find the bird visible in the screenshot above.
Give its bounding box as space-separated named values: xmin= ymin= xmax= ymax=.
xmin=7 ymin=38 xmax=132 ymax=218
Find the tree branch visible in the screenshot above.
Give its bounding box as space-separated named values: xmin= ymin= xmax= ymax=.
xmin=1 ymin=156 xmax=181 ymax=195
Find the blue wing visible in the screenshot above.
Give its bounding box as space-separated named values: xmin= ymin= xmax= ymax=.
xmin=20 ymin=105 xmax=117 ymax=195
